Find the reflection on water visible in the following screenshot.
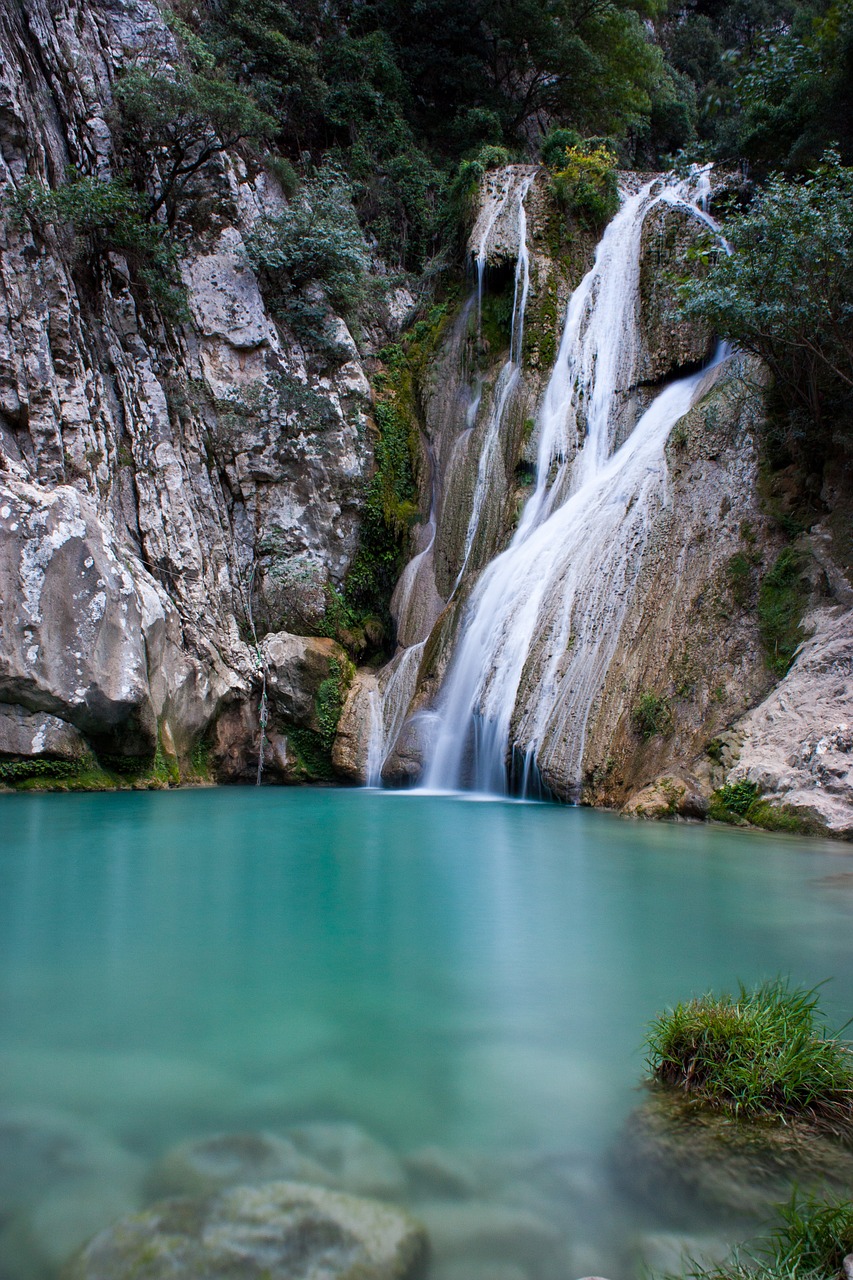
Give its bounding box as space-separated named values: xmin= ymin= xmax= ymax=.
xmin=0 ymin=789 xmax=851 ymax=1278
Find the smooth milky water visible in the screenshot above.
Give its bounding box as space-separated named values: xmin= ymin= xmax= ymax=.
xmin=1 ymin=789 xmax=852 ymax=1277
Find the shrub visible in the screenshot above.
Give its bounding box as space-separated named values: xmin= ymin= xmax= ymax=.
xmin=549 ymin=142 xmax=619 ymax=230
xmin=712 ymin=778 xmax=760 ymax=818
xmin=646 ymin=979 xmax=853 ymax=1131
xmin=113 ymin=64 xmax=274 ymax=226
xmin=6 ymin=171 xmax=185 ymax=316
xmin=245 ymin=164 xmax=369 ymax=345
xmin=631 ymin=690 xmax=674 ymax=740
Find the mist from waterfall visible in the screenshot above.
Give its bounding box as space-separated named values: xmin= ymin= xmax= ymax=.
xmin=423 ymin=171 xmax=726 ymax=798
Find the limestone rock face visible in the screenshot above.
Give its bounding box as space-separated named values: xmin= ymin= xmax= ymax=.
xmin=728 ymin=606 xmax=853 ymax=836
xmin=63 ymin=1182 xmax=429 ymax=1280
xmin=0 ymin=0 xmax=383 ymax=776
xmin=0 ymin=478 xmax=155 ymax=754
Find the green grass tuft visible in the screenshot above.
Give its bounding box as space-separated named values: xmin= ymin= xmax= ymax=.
xmin=675 ymin=1194 xmax=853 ymax=1280
xmin=646 ymin=979 xmax=853 ymax=1133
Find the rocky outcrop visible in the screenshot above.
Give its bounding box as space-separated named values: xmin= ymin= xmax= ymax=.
xmin=637 ymin=200 xmax=715 ymax=384
xmin=64 ymin=1181 xmax=429 ymax=1280
xmin=726 ymin=605 xmax=853 ymax=836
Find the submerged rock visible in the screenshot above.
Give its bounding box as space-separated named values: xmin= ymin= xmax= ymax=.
xmin=146 ymin=1131 xmax=338 ymax=1199
xmin=613 ymin=1086 xmax=853 ymax=1224
xmin=63 ymin=1181 xmax=429 ymax=1280
xmin=414 ymin=1200 xmax=564 ymax=1276
xmin=285 ymin=1122 xmax=408 ymax=1200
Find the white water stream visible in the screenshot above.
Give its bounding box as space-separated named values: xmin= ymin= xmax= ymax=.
xmin=365 ymin=174 xmax=535 ymax=785
xmin=424 ymin=171 xmax=725 ymax=796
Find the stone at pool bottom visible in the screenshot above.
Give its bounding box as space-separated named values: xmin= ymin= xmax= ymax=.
xmin=146 ymin=1131 xmax=338 ymax=1199
xmin=62 ymin=1180 xmax=428 ymax=1280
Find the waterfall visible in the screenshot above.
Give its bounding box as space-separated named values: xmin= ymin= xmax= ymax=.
xmin=362 ymin=172 xmax=535 ymax=786
xmin=423 ymin=171 xmax=725 ymax=797
xmin=456 ymin=173 xmax=534 ymax=588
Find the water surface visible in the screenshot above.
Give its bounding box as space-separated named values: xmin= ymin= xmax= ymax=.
xmin=1 ymin=789 xmax=851 ymax=1276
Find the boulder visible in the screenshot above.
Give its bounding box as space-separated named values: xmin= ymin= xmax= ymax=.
xmin=612 ymin=1086 xmax=853 ymax=1224
xmin=63 ymin=1181 xmax=429 ymax=1280
xmin=622 ymin=775 xmax=708 ymax=821
xmin=414 ymin=1201 xmax=563 ymax=1275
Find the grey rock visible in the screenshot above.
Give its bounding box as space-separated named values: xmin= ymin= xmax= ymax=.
xmin=730 ymin=606 xmax=853 ymax=836
xmin=0 ymin=703 xmax=87 ymax=758
xmin=63 ymin=1181 xmax=429 ymax=1280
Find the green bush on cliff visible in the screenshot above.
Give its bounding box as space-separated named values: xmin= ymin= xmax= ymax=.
xmin=245 ymin=164 xmax=369 ymax=346
xmin=646 ymin=979 xmax=853 ymax=1131
xmin=6 ymin=171 xmax=186 ymax=316
xmin=549 ymin=141 xmax=619 ymax=230
xmin=631 ymin=690 xmax=674 ymax=741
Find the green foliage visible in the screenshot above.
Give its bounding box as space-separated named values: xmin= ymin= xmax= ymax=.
xmin=445 ymin=145 xmax=512 ymax=239
xmin=631 ymin=690 xmax=674 ymax=740
xmin=681 ymin=1195 xmax=853 ymax=1280
xmin=0 ymin=757 xmax=78 ymax=782
xmin=113 ymin=63 xmax=274 ymax=225
xmin=726 ymin=551 xmax=756 ymax=607
xmin=6 ymin=171 xmax=186 ymax=316
xmin=286 ymin=726 xmax=336 ymax=782
xmin=646 ymin=979 xmax=853 ymax=1128
xmin=549 ymin=142 xmax=620 ymax=230
xmin=315 ymin=657 xmax=352 ymax=753
xmin=758 ymin=547 xmax=809 ymax=676
xmin=711 ymin=778 xmax=761 ymax=818
xmin=245 ymin=165 xmax=369 ymax=347
xmin=680 ymin=152 xmax=853 ymax=453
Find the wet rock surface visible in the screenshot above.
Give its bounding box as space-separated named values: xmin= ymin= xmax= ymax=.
xmin=63 ymin=1181 xmax=429 ymax=1280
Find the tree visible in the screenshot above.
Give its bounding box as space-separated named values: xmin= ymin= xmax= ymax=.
xmin=680 ymin=151 xmax=853 ymax=445
xmin=113 ymin=67 xmax=275 ymax=226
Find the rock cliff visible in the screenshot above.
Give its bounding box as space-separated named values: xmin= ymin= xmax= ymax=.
xmin=0 ymin=0 xmax=387 ymax=784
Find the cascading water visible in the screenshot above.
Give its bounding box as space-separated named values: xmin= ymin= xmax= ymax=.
xmin=456 ymin=173 xmax=534 ymax=587
xmin=423 ymin=170 xmax=726 ymax=797
xmin=363 ymin=174 xmax=535 ymax=786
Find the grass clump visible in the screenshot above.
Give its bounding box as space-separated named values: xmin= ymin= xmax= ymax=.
xmin=681 ymin=1194 xmax=853 ymax=1280
xmin=646 ymin=980 xmax=853 ymax=1133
